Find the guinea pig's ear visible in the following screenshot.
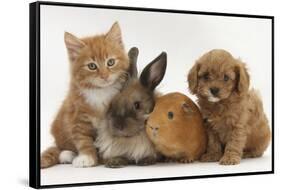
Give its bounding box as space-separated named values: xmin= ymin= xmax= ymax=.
xmin=188 ymin=61 xmax=200 ymax=94
xmin=235 ymin=60 xmax=250 ymax=95
xmin=182 ymin=103 xmax=194 ymax=114
xmin=128 ymin=47 xmax=139 ymax=79
xmin=140 ymin=52 xmax=167 ymax=91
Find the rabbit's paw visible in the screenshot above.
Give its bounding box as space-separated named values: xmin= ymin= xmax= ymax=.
xmin=105 ymin=157 xmax=129 ymax=168
xmin=137 ymin=156 xmax=157 ymax=166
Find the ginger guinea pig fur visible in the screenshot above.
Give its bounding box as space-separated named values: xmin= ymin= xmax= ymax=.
xmin=146 ymin=92 xmax=207 ymax=162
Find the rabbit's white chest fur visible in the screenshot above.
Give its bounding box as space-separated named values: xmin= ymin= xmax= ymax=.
xmin=94 ymin=121 xmax=157 ymax=162
xmin=81 ymin=82 xmax=123 ymax=112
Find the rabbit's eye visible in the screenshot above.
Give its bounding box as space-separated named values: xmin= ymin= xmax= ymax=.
xmin=224 ymin=74 xmax=229 ymax=81
xmin=134 ymin=101 xmax=141 ymax=110
xmin=168 ymin=111 xmax=174 ymax=120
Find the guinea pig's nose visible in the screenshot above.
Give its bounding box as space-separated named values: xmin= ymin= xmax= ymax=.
xmin=151 ymin=126 xmax=159 ymax=131
xmin=210 ymin=87 xmax=220 ymax=95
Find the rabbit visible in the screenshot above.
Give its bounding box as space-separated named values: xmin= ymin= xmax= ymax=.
xmin=94 ymin=47 xmax=167 ymax=168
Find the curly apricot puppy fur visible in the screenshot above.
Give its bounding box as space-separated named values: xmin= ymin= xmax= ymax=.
xmin=188 ymin=49 xmax=271 ymax=165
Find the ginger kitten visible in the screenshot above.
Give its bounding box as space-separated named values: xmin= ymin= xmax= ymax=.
xmin=41 ymin=22 xmax=130 ymax=168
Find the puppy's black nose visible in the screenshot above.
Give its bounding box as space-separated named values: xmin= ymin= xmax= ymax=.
xmin=210 ymin=87 xmax=220 ymax=95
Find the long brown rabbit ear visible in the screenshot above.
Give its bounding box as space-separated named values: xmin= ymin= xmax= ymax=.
xmin=106 ymin=22 xmax=124 ymax=48
xmin=188 ymin=62 xmax=200 ymax=94
xmin=235 ymin=60 xmax=250 ymax=95
xmin=128 ymin=47 xmax=139 ymax=78
xmin=140 ymin=52 xmax=167 ymax=91
xmin=64 ymin=32 xmax=85 ymax=63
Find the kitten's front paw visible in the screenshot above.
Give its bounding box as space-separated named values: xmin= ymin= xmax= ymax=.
xmin=105 ymin=157 xmax=129 ymax=168
xmin=200 ymin=152 xmax=221 ymax=162
xmin=219 ymin=153 xmax=240 ymax=165
xmin=137 ymin=157 xmax=157 ymax=166
xmin=59 ymin=150 xmax=76 ymax=164
xmin=72 ymin=154 xmax=98 ymax=168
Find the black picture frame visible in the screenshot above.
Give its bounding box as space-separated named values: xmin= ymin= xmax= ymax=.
xmin=29 ymin=1 xmax=274 ymax=189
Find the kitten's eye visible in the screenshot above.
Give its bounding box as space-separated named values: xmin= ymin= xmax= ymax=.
xmin=203 ymin=73 xmax=209 ymax=81
xmin=224 ymin=74 xmax=229 ymax=81
xmin=88 ymin=62 xmax=97 ymax=70
xmin=107 ymin=58 xmax=116 ymax=67
xmin=168 ymin=111 xmax=174 ymax=120
xmin=134 ymin=101 xmax=141 ymax=110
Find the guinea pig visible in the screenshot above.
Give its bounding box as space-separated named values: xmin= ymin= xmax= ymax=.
xmin=146 ymin=92 xmax=207 ymax=163
xmin=95 ymin=47 xmax=167 ymax=168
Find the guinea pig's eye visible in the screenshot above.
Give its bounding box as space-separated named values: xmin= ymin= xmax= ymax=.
xmin=134 ymin=101 xmax=141 ymax=110
xmin=87 ymin=62 xmax=97 ymax=70
xmin=224 ymin=74 xmax=229 ymax=82
xmin=168 ymin=111 xmax=174 ymax=120
xmin=202 ymin=73 xmax=209 ymax=81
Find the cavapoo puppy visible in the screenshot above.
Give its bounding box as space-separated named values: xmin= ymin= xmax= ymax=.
xmin=188 ymin=49 xmax=271 ymax=165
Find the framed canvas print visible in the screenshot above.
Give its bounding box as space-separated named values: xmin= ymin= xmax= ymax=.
xmin=29 ymin=1 xmax=274 ymax=188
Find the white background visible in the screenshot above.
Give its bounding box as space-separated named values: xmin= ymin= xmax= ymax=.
xmin=0 ymin=0 xmax=280 ymax=190
xmin=40 ymin=5 xmax=272 ymax=150
xmin=39 ymin=3 xmax=272 ymax=185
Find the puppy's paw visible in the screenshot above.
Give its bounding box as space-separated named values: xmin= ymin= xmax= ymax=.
xmin=137 ymin=157 xmax=157 ymax=166
xmin=219 ymin=154 xmax=240 ymax=165
xmin=72 ymin=154 xmax=98 ymax=168
xmin=59 ymin=150 xmax=76 ymax=164
xmin=200 ymin=153 xmax=221 ymax=162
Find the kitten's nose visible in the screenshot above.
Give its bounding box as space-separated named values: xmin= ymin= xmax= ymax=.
xmin=210 ymin=87 xmax=220 ymax=95
xmin=100 ymin=74 xmax=108 ymax=80
xmin=100 ymin=72 xmax=109 ymax=80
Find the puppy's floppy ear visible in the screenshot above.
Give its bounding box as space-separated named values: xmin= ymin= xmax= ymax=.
xmin=188 ymin=61 xmax=200 ymax=94
xmin=235 ymin=60 xmax=250 ymax=95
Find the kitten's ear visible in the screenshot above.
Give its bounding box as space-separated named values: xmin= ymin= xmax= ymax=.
xmin=105 ymin=22 xmax=124 ymax=48
xmin=64 ymin=32 xmax=85 ymax=62
xmin=140 ymin=52 xmax=167 ymax=91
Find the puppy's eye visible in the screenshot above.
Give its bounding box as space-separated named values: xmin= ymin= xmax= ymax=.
xmin=224 ymin=74 xmax=229 ymax=81
xmin=107 ymin=58 xmax=115 ymax=67
xmin=203 ymin=73 xmax=209 ymax=80
xmin=88 ymin=62 xmax=97 ymax=70
xmin=168 ymin=111 xmax=174 ymax=120
xmin=134 ymin=101 xmax=141 ymax=110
